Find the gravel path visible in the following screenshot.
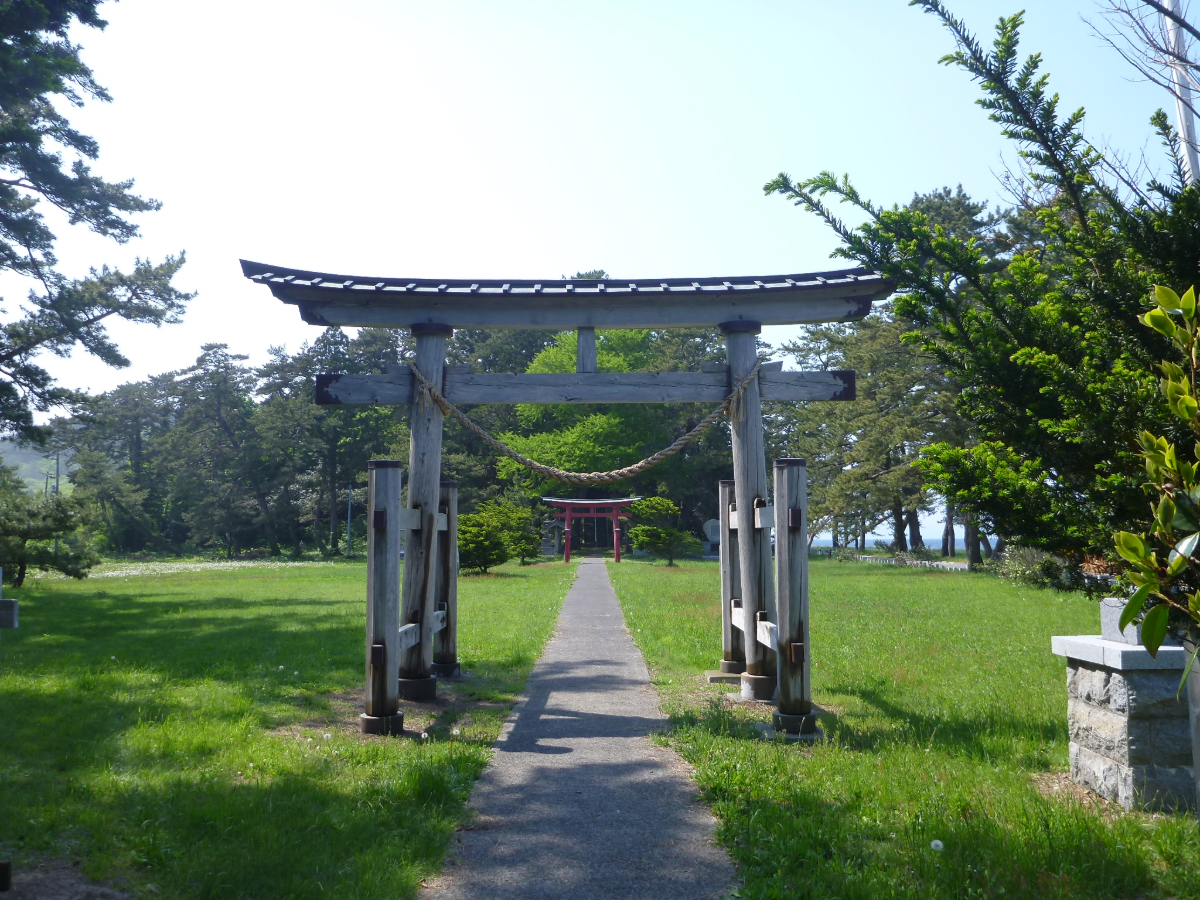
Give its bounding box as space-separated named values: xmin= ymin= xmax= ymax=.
xmin=423 ymin=558 xmax=734 ymax=900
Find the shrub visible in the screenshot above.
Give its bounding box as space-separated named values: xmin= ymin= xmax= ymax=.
xmin=476 ymin=498 xmax=541 ymax=564
xmin=628 ymin=496 xmax=701 ymax=565
xmin=991 ymin=545 xmax=1086 ymax=593
xmin=457 ymin=513 xmax=509 ymax=573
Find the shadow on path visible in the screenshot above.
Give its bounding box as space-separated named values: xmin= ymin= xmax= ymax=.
xmin=423 ymin=559 xmax=734 ymax=900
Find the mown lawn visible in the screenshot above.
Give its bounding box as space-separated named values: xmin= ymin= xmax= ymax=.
xmin=608 ymin=558 xmax=1200 ymax=900
xmin=0 ymin=558 xmax=576 ymax=899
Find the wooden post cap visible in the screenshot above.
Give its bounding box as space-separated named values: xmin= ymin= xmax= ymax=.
xmin=718 ymin=319 xmax=762 ymax=334
xmin=411 ymin=322 xmax=453 ymax=336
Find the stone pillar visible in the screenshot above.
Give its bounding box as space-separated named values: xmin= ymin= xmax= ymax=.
xmin=1052 ymin=601 xmax=1194 ymax=811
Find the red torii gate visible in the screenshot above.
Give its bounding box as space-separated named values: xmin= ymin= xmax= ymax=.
xmin=545 ymin=497 xmax=637 ymax=564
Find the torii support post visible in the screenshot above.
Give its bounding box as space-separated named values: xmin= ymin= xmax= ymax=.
xmin=399 ymin=323 xmax=450 ymax=702
xmin=361 ymin=460 xmax=404 ymax=735
xmin=563 ymin=509 xmax=573 ymax=564
xmin=717 ymin=479 xmax=745 ymax=674
xmin=432 ymin=481 xmax=460 ymax=677
xmin=773 ymin=459 xmax=820 ymax=738
xmin=723 ymin=320 xmax=777 ymax=701
xmin=611 ymin=510 xmax=622 ymax=563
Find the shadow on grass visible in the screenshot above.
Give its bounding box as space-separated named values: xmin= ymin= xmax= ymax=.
xmin=4 ymin=747 xmax=480 ymax=900
xmin=0 ymin=582 xmax=521 ymax=900
xmin=664 ymin=703 xmax=1198 ymax=900
xmin=825 ymin=681 xmax=1066 ymax=766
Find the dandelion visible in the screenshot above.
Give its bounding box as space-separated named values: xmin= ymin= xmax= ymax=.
xmin=293 ymin=670 xmax=299 ymax=676
xmin=279 ymin=665 xmax=284 ymax=670
xmin=452 ymin=728 xmax=461 ymax=736
xmin=111 ymin=656 xmax=116 ymax=660
xmin=324 ymin=733 xmax=331 ymax=739
xmin=930 ymin=840 xmax=944 ymax=852
xmin=420 ymin=732 xmax=429 ymax=740
xmin=307 ymin=737 xmax=313 ymax=742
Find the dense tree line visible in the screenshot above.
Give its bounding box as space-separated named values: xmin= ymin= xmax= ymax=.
xmin=29 ymin=320 xmax=736 ymax=558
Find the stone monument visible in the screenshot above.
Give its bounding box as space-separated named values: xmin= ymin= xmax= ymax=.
xmin=1051 ymin=597 xmax=1195 ymax=810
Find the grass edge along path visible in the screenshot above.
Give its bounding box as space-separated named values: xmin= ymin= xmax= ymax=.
xmin=0 ymin=558 xmax=577 ymax=900
xmin=607 ymin=558 xmax=1200 ymax=900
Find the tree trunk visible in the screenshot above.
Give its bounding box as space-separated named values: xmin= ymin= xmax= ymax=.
xmin=313 ymin=484 xmax=328 ymax=554
xmin=906 ymin=507 xmax=924 ymax=550
xmin=892 ymin=500 xmax=908 ymax=552
xmin=965 ymin=516 xmax=983 ymax=568
xmin=328 ymin=461 xmax=338 ymax=555
xmin=831 ymin=519 xmax=839 ymax=549
xmin=14 ymin=561 xmax=26 ymax=588
xmin=994 ymin=535 xmax=1007 ymax=556
xmin=980 ymin=532 xmax=994 ymax=559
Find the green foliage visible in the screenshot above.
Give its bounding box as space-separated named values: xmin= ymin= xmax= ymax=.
xmin=496 ymin=326 xmax=731 ymax=534
xmin=475 ymin=498 xmax=541 ymax=564
xmin=60 ymin=328 xmax=409 ymax=557
xmin=0 ymin=559 xmax=575 ymax=898
xmin=1112 ymin=285 xmax=1200 ymax=683
xmin=766 ymin=3 xmax=1200 ymax=557
xmin=629 ymin=496 xmax=679 ymax=523
xmin=775 ymin=291 xmax=967 ymax=552
xmin=628 ymin=496 xmax=700 ymax=565
xmin=609 ymin=559 xmax=1200 ymax=898
xmin=457 ymin=513 xmax=510 ymax=573
xmin=0 ymin=3 xmax=192 ymax=441
xmin=988 ymin=543 xmax=1086 ymax=593
xmin=0 ymin=464 xmax=96 ymax=585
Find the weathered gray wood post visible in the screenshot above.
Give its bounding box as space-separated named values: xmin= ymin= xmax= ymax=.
xmin=577 ymin=327 xmax=598 ymax=374
xmin=717 ymin=479 xmax=745 ymax=674
xmin=722 ymin=320 xmax=777 ymax=700
xmin=361 ymin=460 xmax=404 ymax=734
xmin=773 ymin=458 xmax=820 ymax=738
xmin=399 ymin=322 xmax=450 ymax=701
xmin=432 ymin=480 xmax=460 ymax=677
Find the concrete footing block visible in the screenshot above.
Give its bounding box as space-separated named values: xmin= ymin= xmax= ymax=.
xmin=705 ymin=670 xmax=743 ymax=685
xmin=431 ymin=662 xmax=461 ymax=678
xmin=399 ymin=676 xmax=437 ymax=701
xmin=773 ymin=710 xmax=822 ymax=736
xmin=359 ymin=713 xmax=404 ymax=735
xmin=740 ymin=673 xmax=776 ymax=701
xmin=718 ymin=659 xmax=747 ymax=674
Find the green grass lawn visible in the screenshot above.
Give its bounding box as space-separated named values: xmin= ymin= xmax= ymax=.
xmin=608 ymin=558 xmax=1200 ymax=900
xmin=0 ymin=558 xmax=576 ymax=899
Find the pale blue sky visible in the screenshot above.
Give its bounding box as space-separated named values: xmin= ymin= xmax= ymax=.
xmin=9 ymin=0 xmax=1183 ymax=542
xmin=22 ymin=0 xmax=1173 ymax=395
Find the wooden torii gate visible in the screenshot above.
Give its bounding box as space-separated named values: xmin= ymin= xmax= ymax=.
xmin=241 ymin=260 xmax=890 ymax=737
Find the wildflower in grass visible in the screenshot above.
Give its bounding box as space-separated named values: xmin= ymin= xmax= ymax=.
xmin=110 ymin=656 xmax=116 ymax=660
xmin=930 ymin=840 xmax=944 ymax=851
xmin=293 ymin=670 xmax=298 ymax=675
xmin=323 ymin=733 xmax=331 ymax=739
xmin=278 ymin=665 xmax=284 ymax=670
xmin=421 ymin=732 xmax=429 ymax=739
xmin=452 ymin=728 xmax=461 ymax=736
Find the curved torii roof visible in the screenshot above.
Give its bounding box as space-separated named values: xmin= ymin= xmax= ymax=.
xmin=240 ymin=259 xmax=890 ymax=330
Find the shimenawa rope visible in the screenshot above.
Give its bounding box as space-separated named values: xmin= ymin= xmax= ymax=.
xmin=408 ymin=361 xmax=764 ymax=485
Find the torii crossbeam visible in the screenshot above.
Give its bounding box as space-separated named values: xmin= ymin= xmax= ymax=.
xmin=242 ymin=258 xmax=891 ymax=737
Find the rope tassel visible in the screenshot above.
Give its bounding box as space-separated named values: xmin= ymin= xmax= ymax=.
xmin=407 ymin=361 xmax=765 ymax=485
